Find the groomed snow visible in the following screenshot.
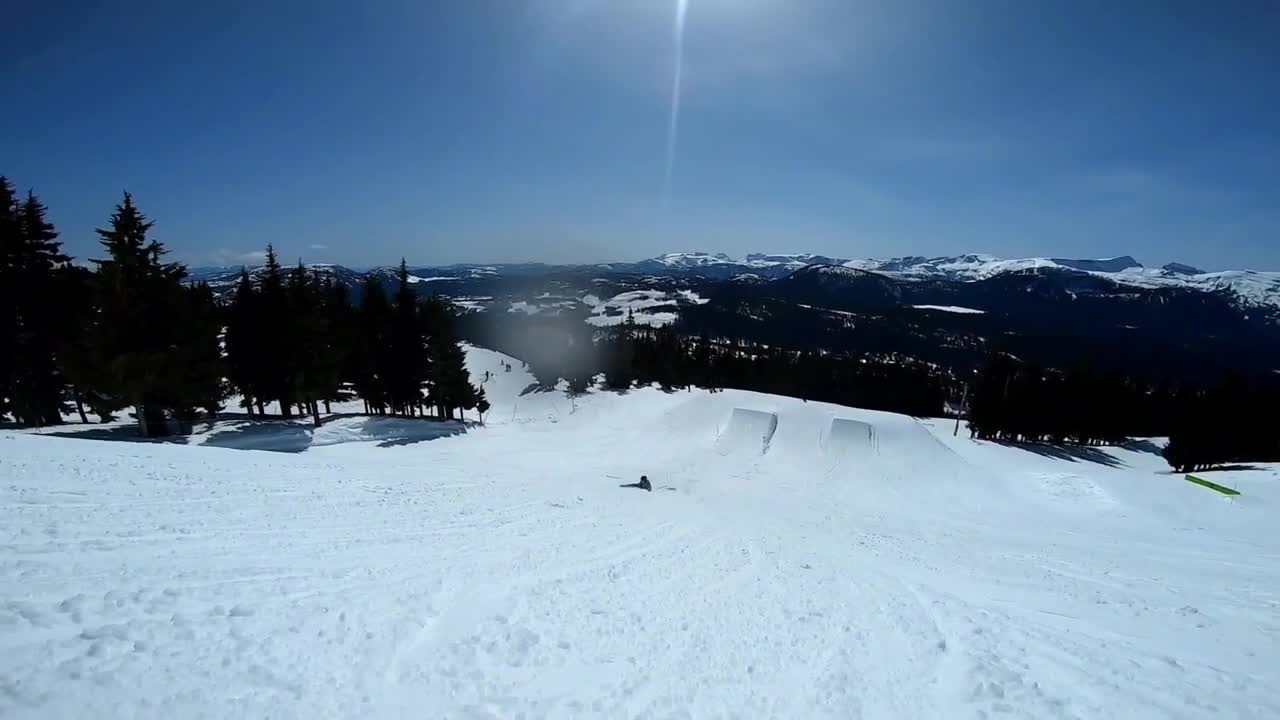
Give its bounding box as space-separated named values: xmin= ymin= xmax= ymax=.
xmin=2 ymin=347 xmax=1278 ymax=718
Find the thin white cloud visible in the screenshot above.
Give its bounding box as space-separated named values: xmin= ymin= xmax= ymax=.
xmin=309 ymin=243 xmax=328 ymax=250
xmin=211 ymin=248 xmax=268 ymax=266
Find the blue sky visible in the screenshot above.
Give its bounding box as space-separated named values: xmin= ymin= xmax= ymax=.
xmin=2 ymin=1 xmax=1277 ymax=269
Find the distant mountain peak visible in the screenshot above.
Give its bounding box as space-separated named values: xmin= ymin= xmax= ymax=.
xmin=652 ymin=252 xmax=734 ymax=266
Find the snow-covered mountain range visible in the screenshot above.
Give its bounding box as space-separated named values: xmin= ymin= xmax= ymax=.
xmin=190 ymin=252 xmax=1280 ymax=311
xmin=614 ymin=252 xmax=1280 ymax=310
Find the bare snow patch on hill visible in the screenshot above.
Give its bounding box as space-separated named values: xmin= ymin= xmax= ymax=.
xmin=911 ymin=304 xmax=986 ymax=314
xmin=586 ymin=289 xmax=688 ymax=327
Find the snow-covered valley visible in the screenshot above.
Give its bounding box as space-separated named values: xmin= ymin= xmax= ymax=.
xmin=2 ymin=347 xmax=1277 ymax=719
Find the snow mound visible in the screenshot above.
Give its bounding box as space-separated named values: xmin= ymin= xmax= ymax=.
xmin=715 ymin=408 xmax=778 ymax=456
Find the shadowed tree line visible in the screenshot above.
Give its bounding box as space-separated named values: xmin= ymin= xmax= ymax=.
xmin=224 ymin=254 xmax=484 ymax=425
xmin=1161 ymin=374 xmax=1280 ymax=473
xmin=1 ymin=175 xmax=486 ymax=434
xmin=458 ymin=309 xmax=947 ymax=418
xmin=1 ymin=177 xmax=222 ymax=431
xmin=966 ymin=351 xmax=1280 ymax=472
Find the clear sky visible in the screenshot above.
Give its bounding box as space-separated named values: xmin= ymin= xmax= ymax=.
xmin=3 ymin=1 xmax=1277 ymax=270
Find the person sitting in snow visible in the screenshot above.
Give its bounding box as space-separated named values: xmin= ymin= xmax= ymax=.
xmin=620 ymin=475 xmax=652 ymax=492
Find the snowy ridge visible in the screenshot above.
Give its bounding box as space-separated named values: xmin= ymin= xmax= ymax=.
xmin=192 ymin=253 xmax=1280 ymax=310
xmin=640 ymin=252 xmax=1280 ymax=309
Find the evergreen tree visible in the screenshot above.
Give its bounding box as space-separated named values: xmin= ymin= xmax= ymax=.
xmin=601 ymin=310 xmax=637 ymax=390
xmin=0 ymin=177 xmax=18 ymax=421
xmin=353 ymin=275 xmax=391 ymax=414
xmin=282 ymin=264 xmax=345 ymax=426
xmin=256 ymin=245 xmax=291 ymax=416
xmin=224 ymin=269 xmax=262 ymax=414
xmin=691 ymin=334 xmax=715 ymax=389
xmin=286 ymin=262 xmax=320 ymax=423
xmin=7 ymin=190 xmax=72 ymax=425
xmin=58 ymin=265 xmax=113 ymax=423
xmin=176 ymin=282 xmax=226 ymax=420
xmin=388 ymin=260 xmax=427 ymax=416
xmin=967 ymin=351 xmax=1015 ymax=440
xmin=475 ymin=386 xmax=490 ymax=424
xmin=422 ymin=296 xmax=472 ymax=419
xmin=322 ymin=277 xmax=357 ymax=412
xmin=89 ymin=192 xmax=221 ymax=434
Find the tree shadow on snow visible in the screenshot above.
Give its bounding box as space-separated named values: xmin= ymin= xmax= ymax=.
xmin=214 ymin=411 xmax=364 ymax=425
xmin=999 ymin=441 xmax=1125 ymax=468
xmin=44 ymin=424 xmax=191 ymax=445
xmin=375 ymin=421 xmax=471 ymax=448
xmin=202 ymin=416 xmax=473 ymax=452
xmin=1121 ymin=439 xmax=1164 ymax=456
xmin=519 ymin=382 xmax=555 ymax=396
xmin=203 ymin=423 xmax=313 ymax=453
xmin=1193 ymin=463 xmax=1263 ymax=473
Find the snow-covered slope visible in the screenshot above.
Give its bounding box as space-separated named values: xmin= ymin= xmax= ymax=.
xmin=3 ymin=347 xmax=1277 ymax=718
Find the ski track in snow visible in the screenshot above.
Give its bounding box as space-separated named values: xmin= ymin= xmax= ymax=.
xmin=1 ymin=348 xmax=1278 ymax=718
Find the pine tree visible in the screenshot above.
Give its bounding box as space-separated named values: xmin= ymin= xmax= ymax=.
xmin=388 ymin=260 xmax=427 ymax=416
xmin=0 ymin=177 xmax=18 ymax=421
xmin=353 ymin=275 xmax=391 ymax=414
xmin=423 ymin=296 xmax=471 ymax=419
xmin=224 ymin=269 xmax=261 ymax=414
xmin=322 ymin=277 xmax=357 ymax=412
xmin=176 ymin=282 xmax=226 ymax=420
xmin=311 ymin=273 xmax=349 ymax=414
xmin=691 ymin=334 xmax=714 ymax=389
xmin=58 ymin=265 xmax=112 ymax=423
xmin=967 ymin=351 xmax=1015 ymax=440
xmin=282 ymin=264 xmax=344 ymax=426
xmin=256 ymin=245 xmax=291 ymax=416
xmin=475 ymin=386 xmax=490 ymax=424
xmin=90 ymin=192 xmax=219 ymax=434
xmin=7 ymin=190 xmax=73 ymax=425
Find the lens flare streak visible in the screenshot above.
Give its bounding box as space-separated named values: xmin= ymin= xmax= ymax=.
xmin=663 ymin=0 xmax=689 ymax=209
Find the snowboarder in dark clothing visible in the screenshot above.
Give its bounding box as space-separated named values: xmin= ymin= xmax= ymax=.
xmin=620 ymin=475 xmax=652 ymax=492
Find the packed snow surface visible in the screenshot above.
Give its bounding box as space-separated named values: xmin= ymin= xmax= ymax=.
xmin=2 ymin=347 xmax=1278 ymax=719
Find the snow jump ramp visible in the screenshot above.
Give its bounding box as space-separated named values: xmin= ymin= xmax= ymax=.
xmin=715 ymin=408 xmax=779 ymax=456
xmin=821 ymin=418 xmax=879 ymax=458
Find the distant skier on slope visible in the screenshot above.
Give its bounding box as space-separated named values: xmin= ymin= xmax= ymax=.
xmin=620 ymin=475 xmax=652 ymax=492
